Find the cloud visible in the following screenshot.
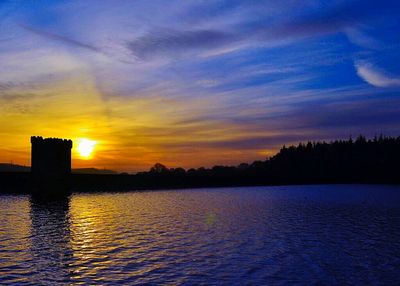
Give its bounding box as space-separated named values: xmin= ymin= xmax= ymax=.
xmin=344 ymin=27 xmax=381 ymax=49
xmin=128 ymin=29 xmax=235 ymax=59
xmin=163 ymin=134 xmax=312 ymax=151
xmin=19 ymin=23 xmax=100 ymax=52
xmin=126 ymin=0 xmax=400 ymax=61
xmin=355 ymin=61 xmax=400 ymax=88
xmin=126 ymin=15 xmax=342 ymax=60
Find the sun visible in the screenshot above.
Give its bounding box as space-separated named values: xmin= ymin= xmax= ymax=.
xmin=77 ymin=138 xmax=97 ymax=159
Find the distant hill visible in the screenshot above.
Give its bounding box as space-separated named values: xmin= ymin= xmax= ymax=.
xmin=0 ymin=163 xmax=30 ymax=172
xmin=0 ymin=164 xmax=118 ymax=174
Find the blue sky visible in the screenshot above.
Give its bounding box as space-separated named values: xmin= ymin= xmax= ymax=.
xmin=0 ymin=0 xmax=400 ymax=171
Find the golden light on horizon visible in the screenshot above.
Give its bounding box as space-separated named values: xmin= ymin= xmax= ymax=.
xmin=76 ymin=138 xmax=97 ymax=159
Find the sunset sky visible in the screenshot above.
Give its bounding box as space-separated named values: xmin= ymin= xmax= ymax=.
xmin=1 ymin=0 xmax=400 ymax=172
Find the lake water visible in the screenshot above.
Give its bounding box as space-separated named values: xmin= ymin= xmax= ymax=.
xmin=1 ymin=185 xmax=400 ymax=285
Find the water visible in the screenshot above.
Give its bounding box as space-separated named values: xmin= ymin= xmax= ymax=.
xmin=1 ymin=185 xmax=400 ymax=285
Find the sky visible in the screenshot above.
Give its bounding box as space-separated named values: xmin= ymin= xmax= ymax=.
xmin=0 ymin=0 xmax=400 ymax=172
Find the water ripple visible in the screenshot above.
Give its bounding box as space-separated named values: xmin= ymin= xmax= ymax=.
xmin=1 ymin=185 xmax=400 ymax=285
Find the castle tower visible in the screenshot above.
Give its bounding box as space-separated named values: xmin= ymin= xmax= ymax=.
xmin=31 ymin=136 xmax=73 ymax=193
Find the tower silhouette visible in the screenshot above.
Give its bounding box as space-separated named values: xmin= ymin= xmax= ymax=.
xmin=31 ymin=136 xmax=73 ymax=194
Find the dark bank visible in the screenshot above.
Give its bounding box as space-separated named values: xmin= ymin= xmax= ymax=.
xmin=1 ymin=135 xmax=399 ymax=195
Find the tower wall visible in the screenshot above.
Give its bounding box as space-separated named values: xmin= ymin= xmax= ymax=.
xmin=31 ymin=136 xmax=73 ymax=177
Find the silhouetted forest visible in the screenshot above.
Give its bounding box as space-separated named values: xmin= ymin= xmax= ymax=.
xmin=1 ymin=135 xmax=399 ymax=193
xmin=128 ymin=135 xmax=400 ymax=189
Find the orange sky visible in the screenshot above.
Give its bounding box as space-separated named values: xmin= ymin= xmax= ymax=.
xmin=0 ymin=63 xmax=278 ymax=172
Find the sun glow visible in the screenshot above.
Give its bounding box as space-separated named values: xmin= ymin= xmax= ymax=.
xmin=77 ymin=138 xmax=97 ymax=159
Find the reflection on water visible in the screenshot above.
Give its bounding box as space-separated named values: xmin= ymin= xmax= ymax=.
xmin=29 ymin=196 xmax=73 ymax=284
xmin=1 ymin=185 xmax=400 ymax=285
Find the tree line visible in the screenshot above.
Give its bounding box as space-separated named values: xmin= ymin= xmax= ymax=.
xmin=136 ymin=135 xmax=400 ymax=187
xmin=2 ymin=135 xmax=399 ymax=193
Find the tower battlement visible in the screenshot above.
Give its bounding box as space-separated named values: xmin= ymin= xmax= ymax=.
xmin=31 ymin=136 xmax=73 ymax=148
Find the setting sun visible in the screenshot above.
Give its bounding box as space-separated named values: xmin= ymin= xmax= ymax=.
xmin=77 ymin=138 xmax=97 ymax=159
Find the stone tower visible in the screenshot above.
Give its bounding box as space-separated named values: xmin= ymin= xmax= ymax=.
xmin=31 ymin=136 xmax=73 ymax=192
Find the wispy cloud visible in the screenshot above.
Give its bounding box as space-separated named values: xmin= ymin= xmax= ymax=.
xmin=125 ymin=0 xmax=399 ymax=61
xmin=128 ymin=29 xmax=235 ymax=59
xmin=344 ymin=27 xmax=381 ymax=49
xmin=19 ymin=23 xmax=100 ymax=52
xmin=355 ymin=61 xmax=400 ymax=88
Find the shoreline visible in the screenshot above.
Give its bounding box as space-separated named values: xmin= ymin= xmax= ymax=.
xmin=1 ymin=172 xmax=399 ymax=195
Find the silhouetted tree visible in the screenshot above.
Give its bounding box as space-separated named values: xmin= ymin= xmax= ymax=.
xmin=150 ymin=163 xmax=169 ymax=173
